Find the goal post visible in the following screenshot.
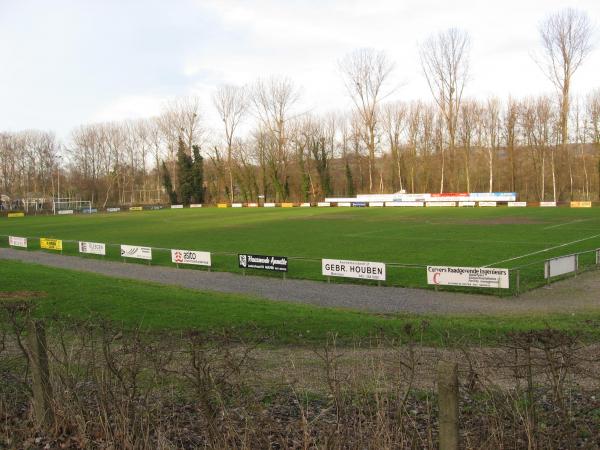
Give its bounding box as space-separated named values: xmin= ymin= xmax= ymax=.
xmin=52 ymin=198 xmax=92 ymax=215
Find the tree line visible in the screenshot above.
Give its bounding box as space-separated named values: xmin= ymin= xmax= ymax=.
xmin=1 ymin=8 xmax=597 ymax=205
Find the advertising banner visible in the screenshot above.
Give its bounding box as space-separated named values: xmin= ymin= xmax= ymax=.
xmin=232 ymin=203 xmax=243 ymax=208
xmin=217 ymin=203 xmax=229 ymax=208
xmin=300 ymin=203 xmax=311 ymax=207
xmin=129 ymin=206 xmax=143 ymax=211
xmin=247 ymin=203 xmax=258 ymax=207
xmin=238 ymin=254 xmax=288 ymax=272
xmin=478 ymin=201 xmax=497 ymax=207
xmin=149 ymin=205 xmax=163 ymax=210
xmin=352 ymin=202 xmax=367 ymax=207
xmin=171 ymin=249 xmax=211 ymax=266
xmin=79 ymin=241 xmax=106 ymax=256
xmin=458 ymin=201 xmax=476 ymax=207
xmin=570 ymin=201 xmax=592 ymax=208
xmin=540 ymin=202 xmax=556 ymax=207
xmin=58 ymin=209 xmax=74 ymax=215
xmin=508 ymin=202 xmax=527 ymax=207
xmin=7 ymin=212 xmax=25 ymax=218
xmin=190 ymin=204 xmax=203 ymax=208
xmin=107 ymin=207 xmax=121 ymax=212
xmin=368 ymin=202 xmax=384 ymax=207
xmin=322 ymin=259 xmax=386 ymax=281
xmin=338 ymin=202 xmax=351 ymax=207
xmin=82 ymin=208 xmax=98 ymax=214
xmin=544 ymin=255 xmax=577 ymax=279
xmin=40 ymin=238 xmax=63 ymax=251
xmin=281 ymin=202 xmax=294 ymax=208
xmin=171 ymin=204 xmax=184 ymax=209
xmin=264 ymin=203 xmax=276 ymax=207
xmin=385 ymin=201 xmax=424 ymax=207
xmin=317 ymin=202 xmax=331 ymax=207
xmin=426 ymin=202 xmax=456 ymax=207
xmin=427 ymin=266 xmax=509 ymax=289
xmin=120 ymin=244 xmax=152 ymax=260
xmin=8 ymin=236 xmax=27 ymax=248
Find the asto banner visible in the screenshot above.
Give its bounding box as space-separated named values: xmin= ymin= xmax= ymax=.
xmin=120 ymin=244 xmax=152 ymax=260
xmin=322 ymin=259 xmax=386 ymax=281
xmin=238 ymin=254 xmax=288 ymax=272
xmin=171 ymin=249 xmax=211 ymax=266
xmin=79 ymin=241 xmax=106 ymax=256
xmin=427 ymin=266 xmax=509 ymax=289
xmin=9 ymin=236 xmax=27 ymax=248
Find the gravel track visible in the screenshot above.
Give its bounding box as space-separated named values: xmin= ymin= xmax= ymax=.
xmin=1 ymin=248 xmax=599 ymax=315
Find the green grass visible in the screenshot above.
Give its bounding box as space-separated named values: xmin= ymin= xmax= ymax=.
xmin=2 ymin=207 xmax=600 ymax=293
xmin=1 ymin=259 xmax=600 ymax=346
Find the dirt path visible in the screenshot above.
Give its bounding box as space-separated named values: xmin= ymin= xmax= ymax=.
xmin=1 ymin=248 xmax=599 ymax=315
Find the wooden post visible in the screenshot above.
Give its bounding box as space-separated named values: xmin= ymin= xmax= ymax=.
xmin=515 ymin=269 xmax=520 ymax=296
xmin=26 ymin=319 xmax=54 ymax=430
xmin=437 ymin=361 xmax=459 ymax=450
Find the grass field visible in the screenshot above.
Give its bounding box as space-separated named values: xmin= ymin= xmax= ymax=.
xmin=2 ymin=259 xmax=600 ymax=346
xmin=2 ymin=206 xmax=600 ymax=292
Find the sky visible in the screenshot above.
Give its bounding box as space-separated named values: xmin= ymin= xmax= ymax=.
xmin=0 ymin=0 xmax=599 ymax=141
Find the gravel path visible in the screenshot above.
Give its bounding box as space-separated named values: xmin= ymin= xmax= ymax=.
xmin=1 ymin=248 xmax=599 ymax=315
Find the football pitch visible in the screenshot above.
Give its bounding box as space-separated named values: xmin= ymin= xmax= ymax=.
xmin=2 ymin=206 xmax=600 ymax=293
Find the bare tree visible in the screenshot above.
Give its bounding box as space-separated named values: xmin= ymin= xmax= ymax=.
xmin=420 ymin=28 xmax=470 ymax=192
xmin=213 ymin=85 xmax=248 ymax=202
xmin=340 ymin=49 xmax=394 ymax=193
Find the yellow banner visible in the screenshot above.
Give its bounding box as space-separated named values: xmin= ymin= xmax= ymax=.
xmin=570 ymin=201 xmax=592 ymax=208
xmin=217 ymin=203 xmax=229 ymax=208
xmin=281 ymin=202 xmax=294 ymax=208
xmin=7 ymin=212 xmax=25 ymax=218
xmin=129 ymin=206 xmax=143 ymax=211
xmin=40 ymin=238 xmax=63 ymax=251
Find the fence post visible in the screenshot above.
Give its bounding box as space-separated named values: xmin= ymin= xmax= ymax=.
xmin=26 ymin=319 xmax=54 ymax=430
xmin=437 ymin=361 xmax=459 ymax=450
xmin=515 ymin=269 xmax=520 ymax=296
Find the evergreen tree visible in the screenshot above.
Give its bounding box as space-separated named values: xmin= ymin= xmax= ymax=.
xmin=192 ymin=144 xmax=205 ymax=203
xmin=176 ymin=138 xmax=194 ymax=205
xmin=161 ymin=161 xmax=177 ymax=204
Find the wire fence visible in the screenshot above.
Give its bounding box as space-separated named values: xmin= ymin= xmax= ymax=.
xmin=1 ymin=234 xmax=598 ymax=297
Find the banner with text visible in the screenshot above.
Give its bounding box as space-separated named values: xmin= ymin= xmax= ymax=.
xmin=427 ymin=265 xmax=509 ymax=289
xmin=171 ymin=249 xmax=211 ymax=266
xmin=322 ymin=259 xmax=386 ymax=281
xmin=120 ymin=244 xmax=152 ymax=260
xmin=79 ymin=241 xmax=106 ymax=256
xmin=9 ymin=236 xmax=27 ymax=248
xmin=238 ymin=254 xmax=288 ymax=272
xmin=40 ymin=238 xmax=63 ymax=251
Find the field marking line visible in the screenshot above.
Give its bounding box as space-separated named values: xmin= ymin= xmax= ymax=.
xmin=482 ymin=232 xmax=600 ymax=268
xmin=543 ymin=219 xmax=590 ymax=230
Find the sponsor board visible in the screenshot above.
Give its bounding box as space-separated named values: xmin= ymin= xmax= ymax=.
xmin=540 ymin=201 xmax=556 ymax=207
xmin=427 ymin=266 xmax=509 ymax=289
xmin=385 ymin=201 xmax=424 ymax=207
xmin=508 ymin=202 xmax=527 ymax=207
xmin=9 ymin=236 xmax=27 ymax=248
xmin=458 ymin=201 xmax=476 ymax=207
xmin=40 ymin=238 xmax=63 ymax=251
xmin=7 ymin=212 xmax=25 ymax=218
xmin=247 ymin=203 xmax=258 ymax=207
xmin=171 ymin=249 xmax=211 ymax=266
xmin=352 ymin=202 xmax=367 ymax=207
xmin=368 ymin=202 xmax=384 ymax=207
xmin=190 ymin=204 xmax=203 ymax=208
xmin=300 ymin=202 xmax=311 ymax=207
xmin=570 ymin=201 xmax=592 ymax=208
xmin=338 ymin=202 xmax=352 ymax=207
xmin=78 ymin=241 xmax=106 ymax=256
xmin=107 ymin=207 xmax=121 ymax=212
xmin=545 ymin=255 xmax=577 ymax=279
xmin=171 ymin=204 xmax=184 ymax=209
xmin=264 ymin=203 xmax=276 ymax=207
xmin=322 ymin=258 xmax=386 ymax=281
xmin=238 ymin=254 xmax=288 ymax=272
xmin=120 ymin=244 xmax=152 ymax=260
xmin=426 ymin=201 xmax=456 ymax=207
xmin=478 ymin=201 xmax=497 ymax=207
xmin=232 ymin=203 xmax=243 ymax=208
xmin=317 ymin=202 xmax=331 ymax=207
xmin=281 ymin=202 xmax=294 ymax=208
xmin=149 ymin=205 xmax=163 ymax=210
xmin=217 ymin=203 xmax=229 ymax=208
xmin=58 ymin=209 xmax=74 ymax=215
xmin=82 ymin=208 xmax=98 ymax=214
xmin=129 ymin=206 xmax=143 ymax=211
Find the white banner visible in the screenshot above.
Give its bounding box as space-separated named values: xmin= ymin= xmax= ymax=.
xmin=171 ymin=249 xmax=211 ymax=266
xmin=338 ymin=202 xmax=351 ymax=207
xmin=120 ymin=244 xmax=152 ymax=260
xmin=247 ymin=203 xmax=258 ymax=207
xmin=478 ymin=201 xmax=497 ymax=207
xmin=426 ymin=202 xmax=456 ymax=207
xmin=385 ymin=201 xmax=424 ymax=207
xmin=508 ymin=202 xmax=527 ymax=207
xmin=300 ymin=202 xmax=311 ymax=207
xmin=427 ymin=266 xmax=509 ymax=289
xmin=264 ymin=202 xmax=276 ymax=207
xmin=58 ymin=209 xmax=74 ymax=215
xmin=317 ymin=202 xmax=331 ymax=207
xmin=458 ymin=201 xmax=476 ymax=207
xmin=79 ymin=241 xmax=106 ymax=256
xmin=190 ymin=204 xmax=203 ymax=208
xmin=322 ymin=258 xmax=386 ymax=281
xmin=171 ymin=204 xmax=184 ymax=209
xmin=540 ymin=201 xmax=556 ymax=207
xmin=8 ymin=236 xmax=27 ymax=248
xmin=232 ymin=203 xmax=243 ymax=208
xmin=545 ymin=255 xmax=577 ymax=279
xmin=107 ymin=207 xmax=121 ymax=212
